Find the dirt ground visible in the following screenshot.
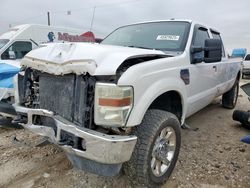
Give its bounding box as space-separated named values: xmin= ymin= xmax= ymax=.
xmin=1 ymin=80 xmax=250 ymax=188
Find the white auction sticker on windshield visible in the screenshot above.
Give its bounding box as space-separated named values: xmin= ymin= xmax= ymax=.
xmin=156 ymin=35 xmax=180 ymax=41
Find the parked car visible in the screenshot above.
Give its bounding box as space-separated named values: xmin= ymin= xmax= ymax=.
xmin=7 ymin=20 xmax=241 ymax=186
xmin=242 ymin=54 xmax=250 ymax=78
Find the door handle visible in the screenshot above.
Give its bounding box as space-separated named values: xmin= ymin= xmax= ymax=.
xmin=213 ymin=65 xmax=217 ymax=72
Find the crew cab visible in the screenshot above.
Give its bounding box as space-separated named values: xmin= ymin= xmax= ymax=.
xmin=10 ymin=20 xmax=241 ymax=186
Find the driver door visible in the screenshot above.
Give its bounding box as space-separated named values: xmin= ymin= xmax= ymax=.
xmin=186 ymin=26 xmax=218 ymax=117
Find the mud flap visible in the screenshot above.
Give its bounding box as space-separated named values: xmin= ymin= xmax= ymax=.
xmin=0 ymin=101 xmax=21 ymax=128
xmin=181 ymin=123 xmax=199 ymax=131
xmin=66 ymin=153 xmax=122 ymax=177
xmin=0 ymin=101 xmax=17 ymax=117
xmin=0 ymin=116 xmax=22 ymax=129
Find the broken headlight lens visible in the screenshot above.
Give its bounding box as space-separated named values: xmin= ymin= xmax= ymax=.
xmin=94 ymin=83 xmax=133 ymax=127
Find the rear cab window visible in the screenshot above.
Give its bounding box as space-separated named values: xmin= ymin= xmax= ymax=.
xmin=210 ymin=29 xmax=226 ymax=57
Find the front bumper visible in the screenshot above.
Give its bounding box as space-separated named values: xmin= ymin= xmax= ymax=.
xmin=13 ymin=105 xmax=137 ymax=165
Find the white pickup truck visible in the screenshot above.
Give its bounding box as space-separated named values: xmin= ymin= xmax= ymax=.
xmin=10 ymin=20 xmax=241 ymax=186
xmin=242 ymin=54 xmax=250 ymax=78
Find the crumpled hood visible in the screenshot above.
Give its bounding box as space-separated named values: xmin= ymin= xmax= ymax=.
xmin=0 ymin=62 xmax=20 ymax=88
xmin=21 ymin=43 xmax=166 ymax=75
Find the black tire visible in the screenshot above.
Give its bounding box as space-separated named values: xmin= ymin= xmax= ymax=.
xmin=124 ymin=110 xmax=181 ymax=187
xmin=222 ymin=79 xmax=239 ymax=109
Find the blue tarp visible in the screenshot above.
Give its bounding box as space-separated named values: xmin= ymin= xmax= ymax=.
xmin=232 ymin=48 xmax=247 ymax=58
xmin=241 ymin=135 xmax=250 ymax=144
xmin=0 ymin=63 xmax=20 ymax=88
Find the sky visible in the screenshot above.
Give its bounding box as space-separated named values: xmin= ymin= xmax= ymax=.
xmin=0 ymin=0 xmax=249 ymax=53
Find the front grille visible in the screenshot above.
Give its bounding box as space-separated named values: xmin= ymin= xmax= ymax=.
xmin=39 ymin=74 xmax=76 ymax=122
xmin=19 ymin=70 xmax=95 ymax=128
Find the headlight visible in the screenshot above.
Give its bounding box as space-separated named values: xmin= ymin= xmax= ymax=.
xmin=94 ymin=82 xmax=133 ymax=127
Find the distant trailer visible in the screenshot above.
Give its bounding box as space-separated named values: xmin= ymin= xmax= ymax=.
xmin=231 ymin=48 xmax=247 ymax=58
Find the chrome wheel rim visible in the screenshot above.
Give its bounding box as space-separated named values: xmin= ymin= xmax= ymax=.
xmin=151 ymin=126 xmax=176 ymax=177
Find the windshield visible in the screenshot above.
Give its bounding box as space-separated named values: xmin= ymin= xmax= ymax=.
xmin=0 ymin=39 xmax=9 ymax=49
xmin=102 ymin=21 xmax=190 ymax=51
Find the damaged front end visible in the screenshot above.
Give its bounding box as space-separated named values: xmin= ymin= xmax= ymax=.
xmin=13 ymin=67 xmax=137 ymax=176
xmin=11 ymin=42 xmax=169 ymax=176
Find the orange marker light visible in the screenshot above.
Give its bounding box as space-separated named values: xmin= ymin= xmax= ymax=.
xmin=99 ymin=97 xmax=131 ymax=107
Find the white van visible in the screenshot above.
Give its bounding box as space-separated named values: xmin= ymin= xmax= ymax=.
xmin=0 ymin=24 xmax=95 ymax=125
xmin=0 ymin=24 xmax=93 ymax=105
xmin=0 ymin=24 xmax=89 ymax=62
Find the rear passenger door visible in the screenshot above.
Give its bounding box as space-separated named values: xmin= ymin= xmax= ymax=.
xmin=210 ymin=30 xmax=233 ymax=96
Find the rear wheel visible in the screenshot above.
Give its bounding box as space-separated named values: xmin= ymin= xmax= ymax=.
xmin=222 ymin=79 xmax=239 ymax=109
xmin=124 ymin=110 xmax=181 ymax=187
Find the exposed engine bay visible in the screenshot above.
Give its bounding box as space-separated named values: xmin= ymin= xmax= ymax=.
xmin=18 ymin=68 xmax=96 ymax=129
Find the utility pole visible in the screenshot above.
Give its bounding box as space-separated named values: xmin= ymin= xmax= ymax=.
xmin=47 ymin=12 xmax=50 ymax=26
xmin=90 ymin=6 xmax=96 ymax=31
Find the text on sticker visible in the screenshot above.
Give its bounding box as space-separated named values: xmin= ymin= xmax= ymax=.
xmin=156 ymin=35 xmax=180 ymax=41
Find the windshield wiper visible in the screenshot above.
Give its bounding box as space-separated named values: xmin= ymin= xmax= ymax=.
xmin=126 ymin=45 xmax=153 ymax=50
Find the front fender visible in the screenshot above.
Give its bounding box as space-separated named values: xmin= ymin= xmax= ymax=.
xmin=117 ymin=53 xmax=189 ymax=127
xmin=121 ymin=77 xmax=187 ymax=127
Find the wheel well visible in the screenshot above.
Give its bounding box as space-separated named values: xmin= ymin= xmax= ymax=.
xmin=149 ymin=91 xmax=182 ymax=121
xmin=237 ymin=71 xmax=241 ymax=80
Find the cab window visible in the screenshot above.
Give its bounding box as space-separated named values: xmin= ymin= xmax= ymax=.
xmin=211 ymin=30 xmax=225 ymax=57
xmin=193 ymin=28 xmax=210 ymax=47
xmin=192 ymin=27 xmax=210 ymax=61
xmin=245 ymin=54 xmax=250 ymax=61
xmin=1 ymin=41 xmax=32 ymax=60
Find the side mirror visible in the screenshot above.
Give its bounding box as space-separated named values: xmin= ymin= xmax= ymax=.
xmin=204 ymin=39 xmax=222 ymax=63
xmin=191 ymin=39 xmax=222 ymax=64
xmin=8 ymin=51 xmax=16 ymax=60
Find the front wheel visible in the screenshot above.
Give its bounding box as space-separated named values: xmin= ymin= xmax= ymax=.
xmin=124 ymin=110 xmax=181 ymax=187
xmin=222 ymin=79 xmax=239 ymax=109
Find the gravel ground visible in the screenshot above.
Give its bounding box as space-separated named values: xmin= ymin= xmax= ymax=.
xmin=0 ymin=80 xmax=250 ymax=188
